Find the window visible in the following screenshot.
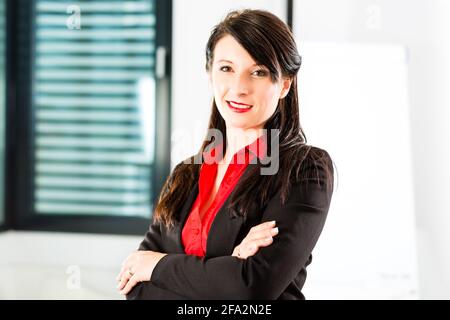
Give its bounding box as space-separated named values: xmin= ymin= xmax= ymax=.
xmin=5 ymin=0 xmax=172 ymax=234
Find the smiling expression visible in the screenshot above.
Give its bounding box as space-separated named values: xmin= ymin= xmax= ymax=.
xmin=209 ymin=35 xmax=292 ymax=130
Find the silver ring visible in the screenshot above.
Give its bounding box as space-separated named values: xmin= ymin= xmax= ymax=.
xmin=128 ymin=267 xmax=134 ymax=276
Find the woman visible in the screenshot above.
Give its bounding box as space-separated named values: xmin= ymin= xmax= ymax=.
xmin=117 ymin=9 xmax=334 ymax=300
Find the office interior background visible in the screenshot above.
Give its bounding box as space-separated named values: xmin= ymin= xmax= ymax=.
xmin=0 ymin=0 xmax=449 ymax=299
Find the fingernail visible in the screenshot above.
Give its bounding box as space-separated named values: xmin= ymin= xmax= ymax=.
xmin=270 ymin=220 xmax=276 ymax=225
xmin=266 ymin=237 xmax=273 ymax=242
xmin=271 ymin=227 xmax=279 ymax=235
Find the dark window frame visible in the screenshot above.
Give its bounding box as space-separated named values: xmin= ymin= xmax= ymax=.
xmin=3 ymin=0 xmax=172 ymax=235
xmin=287 ymin=0 xmax=293 ymax=30
xmin=0 ymin=0 xmax=5 ymax=231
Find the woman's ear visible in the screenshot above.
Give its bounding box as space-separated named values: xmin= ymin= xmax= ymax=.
xmin=279 ymin=78 xmax=292 ymax=99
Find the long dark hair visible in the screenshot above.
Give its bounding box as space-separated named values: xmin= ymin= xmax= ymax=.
xmin=153 ymin=9 xmax=334 ymax=228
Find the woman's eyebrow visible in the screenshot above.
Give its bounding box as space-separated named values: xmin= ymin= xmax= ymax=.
xmin=216 ymin=59 xmax=260 ymax=67
xmin=217 ymin=59 xmax=233 ymax=64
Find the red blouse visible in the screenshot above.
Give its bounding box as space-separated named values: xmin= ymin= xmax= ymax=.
xmin=181 ymin=134 xmax=267 ymax=257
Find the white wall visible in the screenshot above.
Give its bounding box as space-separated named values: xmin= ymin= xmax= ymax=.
xmin=407 ymin=2 xmax=450 ymax=300
xmin=294 ymin=0 xmax=450 ymax=299
xmin=0 ymin=231 xmax=140 ymax=299
xmin=298 ymin=42 xmax=418 ymax=299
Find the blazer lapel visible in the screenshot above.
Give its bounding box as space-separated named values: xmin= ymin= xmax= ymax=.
xmin=204 ymin=196 xmax=245 ymax=257
xmin=205 ymin=164 xmax=257 ymax=257
xmin=170 ymin=163 xmax=258 ymax=257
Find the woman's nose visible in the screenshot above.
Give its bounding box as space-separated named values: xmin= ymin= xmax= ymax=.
xmin=230 ymin=74 xmax=250 ymax=95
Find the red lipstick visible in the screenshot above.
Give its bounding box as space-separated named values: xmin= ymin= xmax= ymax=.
xmin=226 ymin=100 xmax=253 ymax=113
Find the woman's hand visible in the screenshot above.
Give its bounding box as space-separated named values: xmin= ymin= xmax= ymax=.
xmin=232 ymin=220 xmax=279 ymax=259
xmin=116 ymin=250 xmax=167 ymax=295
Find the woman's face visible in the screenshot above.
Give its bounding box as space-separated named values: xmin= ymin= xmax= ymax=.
xmin=209 ymin=34 xmax=292 ymax=131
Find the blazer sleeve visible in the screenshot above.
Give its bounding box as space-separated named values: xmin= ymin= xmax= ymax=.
xmin=137 ymin=161 xmax=185 ymax=252
xmin=138 ymin=217 xmax=164 ymax=251
xmin=148 ymin=149 xmax=334 ymax=300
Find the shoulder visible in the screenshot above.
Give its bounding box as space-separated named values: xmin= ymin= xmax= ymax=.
xmin=288 ymin=145 xmax=334 ymax=191
xmin=261 ymin=145 xmax=334 ymax=213
xmin=300 ymin=145 xmax=333 ymax=174
xmin=284 ymin=146 xmax=334 ymax=209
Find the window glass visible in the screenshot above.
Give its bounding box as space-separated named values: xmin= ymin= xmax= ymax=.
xmin=32 ymin=0 xmax=157 ymax=218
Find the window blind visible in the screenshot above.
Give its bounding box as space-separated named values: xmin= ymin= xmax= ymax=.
xmin=32 ymin=0 xmax=156 ymax=218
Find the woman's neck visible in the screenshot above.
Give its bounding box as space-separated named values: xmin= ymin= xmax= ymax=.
xmin=223 ymin=127 xmax=264 ymax=164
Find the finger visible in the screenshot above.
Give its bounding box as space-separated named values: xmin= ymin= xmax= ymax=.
xmin=117 ymin=250 xmax=140 ymax=281
xmin=117 ymin=274 xmax=129 ymax=291
xmin=249 ymin=221 xmax=276 ymax=234
xmin=116 ymin=265 xmax=127 ymax=281
xmin=117 ymin=258 xmax=133 ymax=281
xmin=120 ymin=276 xmax=139 ymax=295
xmin=118 ymin=252 xmax=139 ymax=280
xmin=117 ymin=270 xmax=132 ymax=291
xmin=245 ymin=227 xmax=279 ymax=243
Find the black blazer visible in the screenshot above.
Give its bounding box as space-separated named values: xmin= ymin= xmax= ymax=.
xmin=126 ymin=146 xmax=334 ymax=300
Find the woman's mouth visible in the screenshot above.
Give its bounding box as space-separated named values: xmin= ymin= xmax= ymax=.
xmin=226 ymin=100 xmax=253 ymax=113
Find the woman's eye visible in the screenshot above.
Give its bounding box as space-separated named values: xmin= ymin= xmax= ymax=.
xmin=253 ymin=70 xmax=267 ymax=77
xmin=218 ymin=66 xmax=267 ymax=77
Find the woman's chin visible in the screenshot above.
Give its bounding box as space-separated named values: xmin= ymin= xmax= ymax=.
xmin=224 ymin=119 xmax=255 ymax=130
